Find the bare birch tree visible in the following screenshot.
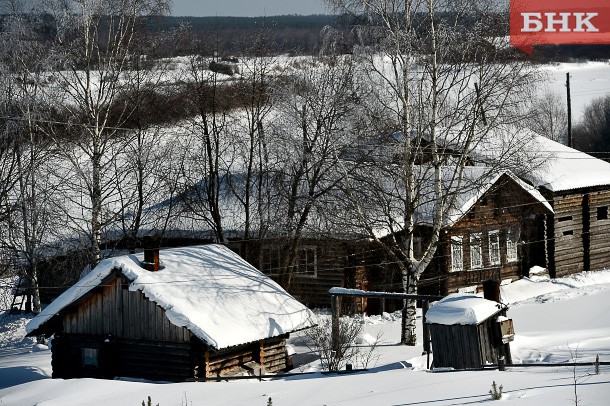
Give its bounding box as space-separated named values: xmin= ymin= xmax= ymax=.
xmin=38 ymin=0 xmax=170 ymax=266
xmin=324 ymin=0 xmax=536 ymax=344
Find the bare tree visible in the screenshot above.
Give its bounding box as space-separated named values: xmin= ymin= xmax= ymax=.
xmin=36 ymin=0 xmax=170 ymax=267
xmin=0 ymin=3 xmax=63 ymax=313
xmin=324 ymin=0 xmax=536 ymax=345
xmin=177 ymin=50 xmax=235 ymax=243
xmin=573 ymin=95 xmax=610 ymax=156
xmin=268 ymin=56 xmax=364 ymax=289
xmin=526 ymin=92 xmax=568 ymax=144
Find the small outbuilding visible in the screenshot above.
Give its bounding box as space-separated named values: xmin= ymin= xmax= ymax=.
xmin=426 ymin=293 xmax=513 ymax=369
xmin=26 ymin=244 xmax=314 ymax=381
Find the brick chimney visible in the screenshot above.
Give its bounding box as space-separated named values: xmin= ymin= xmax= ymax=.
xmin=142 ymin=235 xmax=160 ymax=272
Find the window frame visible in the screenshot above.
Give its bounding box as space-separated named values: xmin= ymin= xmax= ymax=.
xmin=488 ymin=230 xmax=501 ymax=266
xmin=506 ymin=227 xmax=519 ymax=262
xmin=450 ymin=235 xmax=464 ymax=272
xmin=260 ymin=246 xmax=281 ymax=276
xmin=82 ymin=347 xmax=99 ymax=367
xmin=297 ymin=245 xmax=317 ymax=278
xmin=470 ymin=233 xmax=483 ymax=270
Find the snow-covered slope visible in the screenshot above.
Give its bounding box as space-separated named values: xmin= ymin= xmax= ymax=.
xmin=2 ymin=269 xmax=610 ymax=405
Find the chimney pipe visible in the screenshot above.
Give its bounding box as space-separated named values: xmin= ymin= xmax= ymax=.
xmin=142 ymin=235 xmax=160 ymax=272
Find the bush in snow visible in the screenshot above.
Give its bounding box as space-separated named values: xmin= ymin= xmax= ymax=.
xmin=489 ymin=381 xmax=503 ymax=400
xmin=304 ymin=314 xmax=380 ymax=372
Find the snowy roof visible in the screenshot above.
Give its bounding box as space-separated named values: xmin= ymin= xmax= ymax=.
xmin=471 ymin=129 xmax=610 ymax=193
xmin=26 ymin=244 xmax=314 ymax=349
xmin=425 ymin=293 xmax=503 ymax=325
xmin=523 ymin=136 xmax=610 ymax=193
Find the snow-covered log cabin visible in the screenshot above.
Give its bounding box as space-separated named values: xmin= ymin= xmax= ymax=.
xmin=365 ymin=168 xmax=554 ymax=301
xmin=427 ymin=170 xmax=554 ymax=294
xmin=512 ymin=136 xmax=610 ymax=278
xmin=26 ymin=244 xmax=314 ymax=381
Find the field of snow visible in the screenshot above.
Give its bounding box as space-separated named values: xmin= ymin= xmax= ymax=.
xmin=1 ymin=270 xmax=610 ymax=405
xmin=538 ymin=61 xmax=610 ymax=122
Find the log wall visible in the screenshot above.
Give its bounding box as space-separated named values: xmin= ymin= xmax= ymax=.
xmin=589 ymin=190 xmax=610 ymax=272
xmin=552 ymin=194 xmax=586 ymax=277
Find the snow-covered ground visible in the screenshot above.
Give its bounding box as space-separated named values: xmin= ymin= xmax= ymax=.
xmin=538 ymin=61 xmax=610 ymax=121
xmin=1 ymin=270 xmax=610 ymax=405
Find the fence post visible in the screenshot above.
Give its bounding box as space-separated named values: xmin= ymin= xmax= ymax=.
xmin=422 ymin=300 xmax=431 ymax=369
xmin=331 ymin=294 xmax=340 ymax=355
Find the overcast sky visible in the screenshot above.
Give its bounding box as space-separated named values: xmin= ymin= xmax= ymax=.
xmin=171 ymin=0 xmax=331 ymax=17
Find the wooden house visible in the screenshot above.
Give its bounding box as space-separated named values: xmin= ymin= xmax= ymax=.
xmin=26 ymin=244 xmax=314 ymax=381
xmin=513 ymin=136 xmax=610 ymax=278
xmin=365 ymin=167 xmax=554 ymax=302
xmin=421 ymin=169 xmax=553 ymax=295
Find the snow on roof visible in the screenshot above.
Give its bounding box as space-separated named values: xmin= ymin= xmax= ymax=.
xmin=26 ymin=244 xmax=314 ymax=349
xmin=425 ymin=293 xmax=503 ymax=325
xmin=472 ymin=129 xmax=610 ymax=193
xmin=524 ymin=135 xmax=610 ymax=193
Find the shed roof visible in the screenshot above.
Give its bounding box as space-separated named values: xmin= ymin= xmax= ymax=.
xmin=425 ymin=293 xmax=503 ymax=325
xmin=26 ymin=244 xmax=314 ymax=350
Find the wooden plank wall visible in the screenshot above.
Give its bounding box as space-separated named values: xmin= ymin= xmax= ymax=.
xmin=289 ymin=240 xmax=349 ymax=308
xmin=261 ymin=336 xmax=287 ymax=373
xmin=62 ymin=276 xmax=192 ymax=342
xmin=589 ymin=191 xmax=610 ymax=272
xmin=429 ymin=324 xmax=482 ymax=369
xmin=553 ymin=194 xmax=585 ymax=277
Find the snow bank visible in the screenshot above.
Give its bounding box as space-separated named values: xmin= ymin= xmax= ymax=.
xmin=501 ymin=269 xmax=610 ymax=304
xmin=425 ymin=293 xmax=503 ymax=325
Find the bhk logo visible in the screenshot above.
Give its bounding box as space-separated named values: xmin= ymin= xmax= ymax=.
xmin=510 ymin=0 xmax=610 ymax=54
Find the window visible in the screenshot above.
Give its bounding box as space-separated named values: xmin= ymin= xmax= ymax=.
xmin=298 ymin=246 xmax=317 ymax=277
xmin=260 ymin=246 xmax=281 ymax=275
xmin=470 ymin=233 xmax=482 ymax=269
xmin=598 ymin=206 xmax=609 ymax=220
xmin=450 ymin=236 xmax=463 ymax=272
xmin=82 ymin=348 xmax=98 ymax=367
xmin=506 ymin=228 xmax=519 ymax=262
xmin=558 ymin=215 xmax=573 ymax=222
xmin=489 ymin=231 xmax=500 ymax=265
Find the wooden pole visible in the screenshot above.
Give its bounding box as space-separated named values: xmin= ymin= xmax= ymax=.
xmin=331 ymin=294 xmax=340 ymax=355
xmin=422 ymin=300 xmax=431 ymax=369
xmin=566 ymin=72 xmax=572 ymax=148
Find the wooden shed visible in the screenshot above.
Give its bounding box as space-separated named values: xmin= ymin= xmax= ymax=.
xmin=425 ymin=293 xmax=513 ymax=369
xmin=26 ymin=244 xmax=314 ymax=381
xmin=528 ymin=138 xmax=610 ymax=278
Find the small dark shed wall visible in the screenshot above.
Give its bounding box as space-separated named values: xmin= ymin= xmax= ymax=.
xmin=429 ymin=319 xmax=502 ymax=369
xmin=553 ymin=194 xmax=586 ymax=277
xmin=51 ymin=333 xmax=195 ymax=381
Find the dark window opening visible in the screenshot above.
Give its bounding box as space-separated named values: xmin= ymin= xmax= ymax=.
xmin=83 ymin=348 xmax=98 ymax=367
xmin=597 ymin=206 xmax=608 ymax=220
xmin=480 ymin=197 xmax=488 ymax=206
xmin=563 ymin=230 xmax=574 ymax=236
xmin=468 ymin=209 xmax=475 ymax=219
xmin=558 ymin=216 xmax=573 ymax=222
